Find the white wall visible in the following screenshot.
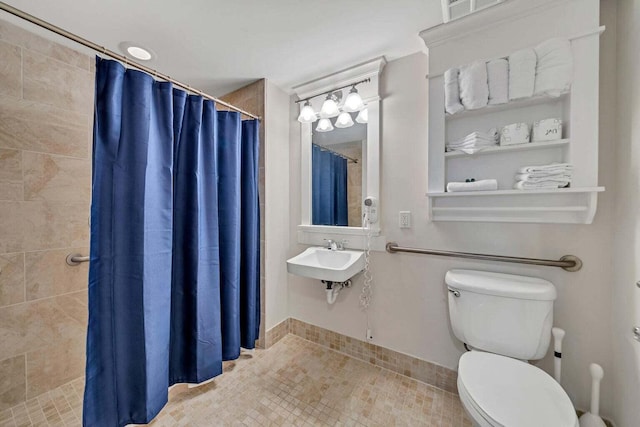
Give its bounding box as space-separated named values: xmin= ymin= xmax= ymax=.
xmin=264 ymin=80 xmax=291 ymax=329
xmin=611 ymin=0 xmax=640 ymax=425
xmin=288 ymin=8 xmax=618 ymax=418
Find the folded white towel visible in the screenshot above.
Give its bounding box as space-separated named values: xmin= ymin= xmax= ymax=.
xmin=508 ymin=48 xmax=537 ymax=100
xmin=517 ymin=163 xmax=573 ymax=174
xmin=487 ymin=59 xmax=509 ymax=105
xmin=514 ymin=180 xmax=570 ymax=190
xmin=446 ymin=128 xmax=498 ymax=154
xmin=444 ymin=68 xmax=465 ymax=115
xmin=515 ymin=173 xmax=572 ymax=182
xmin=534 ymin=38 xmax=573 ymax=97
xmin=459 ymin=61 xmax=489 ymax=110
xmin=447 ymin=179 xmax=498 ymax=192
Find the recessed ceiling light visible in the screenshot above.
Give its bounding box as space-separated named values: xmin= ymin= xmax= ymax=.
xmin=119 ymin=42 xmax=155 ymax=61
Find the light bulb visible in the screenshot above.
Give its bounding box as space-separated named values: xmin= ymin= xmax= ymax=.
xmin=355 ymin=108 xmax=368 ymax=124
xmin=343 ymin=87 xmax=364 ymax=112
xmin=297 ymin=101 xmax=317 ymax=123
xmin=320 ymin=94 xmax=340 ymax=118
xmin=335 ymin=111 xmax=354 ymax=128
xmin=316 ymin=118 xmax=334 ymax=132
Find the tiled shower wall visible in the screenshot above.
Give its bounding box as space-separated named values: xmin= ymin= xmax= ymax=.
xmin=0 ymin=20 xmax=93 ymax=410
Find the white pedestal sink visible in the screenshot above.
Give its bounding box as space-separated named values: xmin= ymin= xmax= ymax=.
xmin=286 ymin=247 xmax=365 ymax=282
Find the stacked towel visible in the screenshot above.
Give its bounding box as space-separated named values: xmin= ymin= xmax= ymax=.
xmin=444 ymin=68 xmax=465 ymax=115
xmin=447 ymin=179 xmax=498 ymax=193
xmin=534 ymin=38 xmax=572 ymax=97
xmin=446 ymin=128 xmax=498 ymax=154
xmin=508 ymin=48 xmax=537 ymax=100
xmin=487 ymin=59 xmax=509 ymax=105
xmin=514 ymin=163 xmax=573 ymax=189
xmin=459 ymin=61 xmax=489 ymax=110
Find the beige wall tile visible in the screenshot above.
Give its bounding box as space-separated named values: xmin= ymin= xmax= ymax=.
xmin=0 ymin=297 xmax=86 ymax=361
xmin=0 ymin=21 xmax=89 ymax=70
xmin=23 ymin=50 xmax=92 ymax=114
xmin=0 ymin=201 xmax=23 ymax=253
xmin=25 ymin=249 xmax=88 ymax=301
xmin=23 ymin=152 xmax=91 ymax=202
xmin=0 ymin=148 xmax=23 ymax=201
xmin=54 ymin=291 xmax=87 ymax=325
xmin=25 ymin=291 xmax=87 ymax=399
xmin=0 ymin=355 xmax=26 ymax=411
xmin=22 ymin=201 xmax=90 ymax=251
xmin=0 ymin=253 xmax=24 ymax=307
xmin=0 ymin=99 xmax=89 ymax=158
xmin=26 ymin=335 xmax=85 ymax=399
xmin=0 ymin=40 xmax=21 ymax=99
xmin=0 ymin=201 xmax=89 ymax=253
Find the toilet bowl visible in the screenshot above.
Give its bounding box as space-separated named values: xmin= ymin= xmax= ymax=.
xmin=445 ymin=270 xmax=578 ymax=427
xmin=457 ymin=351 xmax=578 ymax=427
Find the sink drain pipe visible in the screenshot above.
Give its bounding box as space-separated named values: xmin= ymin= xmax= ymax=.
xmin=322 ymin=280 xmax=352 ymax=304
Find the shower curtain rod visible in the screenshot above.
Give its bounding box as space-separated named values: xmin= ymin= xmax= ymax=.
xmin=312 ymin=143 xmax=358 ymax=163
xmin=0 ymin=2 xmax=261 ymax=120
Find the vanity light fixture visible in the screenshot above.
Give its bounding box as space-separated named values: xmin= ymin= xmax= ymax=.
xmin=295 ymin=77 xmax=370 ymax=125
xmin=316 ymin=118 xmax=334 ymax=132
xmin=343 ymin=86 xmax=364 ymax=112
xmin=335 ymin=111 xmax=354 ymax=128
xmin=355 ymin=108 xmax=368 ymax=124
xmin=297 ymin=100 xmax=317 ymax=123
xmin=319 ymin=92 xmax=341 ymax=118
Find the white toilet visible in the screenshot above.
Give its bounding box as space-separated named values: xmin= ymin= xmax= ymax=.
xmin=446 ymin=269 xmax=579 ymax=427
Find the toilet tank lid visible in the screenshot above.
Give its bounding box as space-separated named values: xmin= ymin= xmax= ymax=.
xmin=445 ymin=269 xmax=557 ymax=301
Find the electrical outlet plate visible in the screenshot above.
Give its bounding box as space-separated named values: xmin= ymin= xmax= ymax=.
xmin=399 ymin=211 xmax=411 ymax=228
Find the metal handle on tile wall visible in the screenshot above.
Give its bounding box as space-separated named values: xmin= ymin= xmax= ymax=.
xmin=385 ymin=242 xmax=582 ymax=272
xmin=66 ymin=253 xmax=89 ymax=266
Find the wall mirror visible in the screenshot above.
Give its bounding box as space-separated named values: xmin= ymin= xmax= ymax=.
xmin=293 ymin=57 xmax=386 ymax=247
xmin=312 ymin=121 xmax=366 ymax=227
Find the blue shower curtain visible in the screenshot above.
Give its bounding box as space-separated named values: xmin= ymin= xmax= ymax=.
xmin=312 ymin=144 xmax=348 ymax=226
xmin=84 ymin=58 xmax=260 ymax=427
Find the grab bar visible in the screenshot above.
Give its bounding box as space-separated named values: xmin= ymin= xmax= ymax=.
xmin=385 ymin=242 xmax=582 ymax=272
xmin=66 ymin=253 xmax=89 ymax=266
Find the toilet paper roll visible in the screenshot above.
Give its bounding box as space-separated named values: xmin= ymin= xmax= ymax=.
xmin=500 ymin=123 xmax=530 ymax=146
xmin=533 ymin=118 xmax=563 ymax=141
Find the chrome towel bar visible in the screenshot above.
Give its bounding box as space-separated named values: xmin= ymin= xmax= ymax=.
xmin=385 ymin=242 xmax=582 ymax=272
xmin=66 ymin=253 xmax=89 ymax=266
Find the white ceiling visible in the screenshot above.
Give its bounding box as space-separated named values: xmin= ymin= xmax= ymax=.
xmin=3 ymin=0 xmax=443 ymax=96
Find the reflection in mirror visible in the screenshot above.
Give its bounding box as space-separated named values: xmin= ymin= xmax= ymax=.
xmin=312 ymin=116 xmax=366 ymax=227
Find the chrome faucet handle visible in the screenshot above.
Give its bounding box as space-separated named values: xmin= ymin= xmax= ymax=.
xmin=324 ymin=239 xmax=336 ymax=250
xmin=337 ymin=239 xmax=348 ymax=250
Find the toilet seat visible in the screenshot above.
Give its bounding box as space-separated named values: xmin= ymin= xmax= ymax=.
xmin=457 ymin=351 xmax=578 ymax=427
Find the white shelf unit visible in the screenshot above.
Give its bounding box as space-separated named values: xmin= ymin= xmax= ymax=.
xmin=420 ymin=0 xmax=604 ymax=224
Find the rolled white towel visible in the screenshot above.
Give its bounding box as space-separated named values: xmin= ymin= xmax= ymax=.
xmin=447 ymin=179 xmax=498 ymax=192
xmin=508 ymin=48 xmax=537 ymax=100
xmin=444 ymin=68 xmax=465 ymax=115
xmin=517 ymin=162 xmax=573 ymax=174
xmin=534 ymin=38 xmax=572 ymax=97
xmin=514 ymin=180 xmax=570 ymax=190
xmin=459 ymin=61 xmax=489 ymax=110
xmin=487 ymin=59 xmax=509 ymax=105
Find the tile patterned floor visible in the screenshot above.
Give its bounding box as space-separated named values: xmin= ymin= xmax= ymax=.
xmin=0 ymin=335 xmax=471 ymax=427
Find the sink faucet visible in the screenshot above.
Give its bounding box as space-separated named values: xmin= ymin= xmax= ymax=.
xmin=324 ymin=239 xmax=348 ymax=251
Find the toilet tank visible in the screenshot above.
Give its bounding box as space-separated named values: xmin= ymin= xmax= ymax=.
xmin=446 ymin=269 xmax=557 ymax=360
